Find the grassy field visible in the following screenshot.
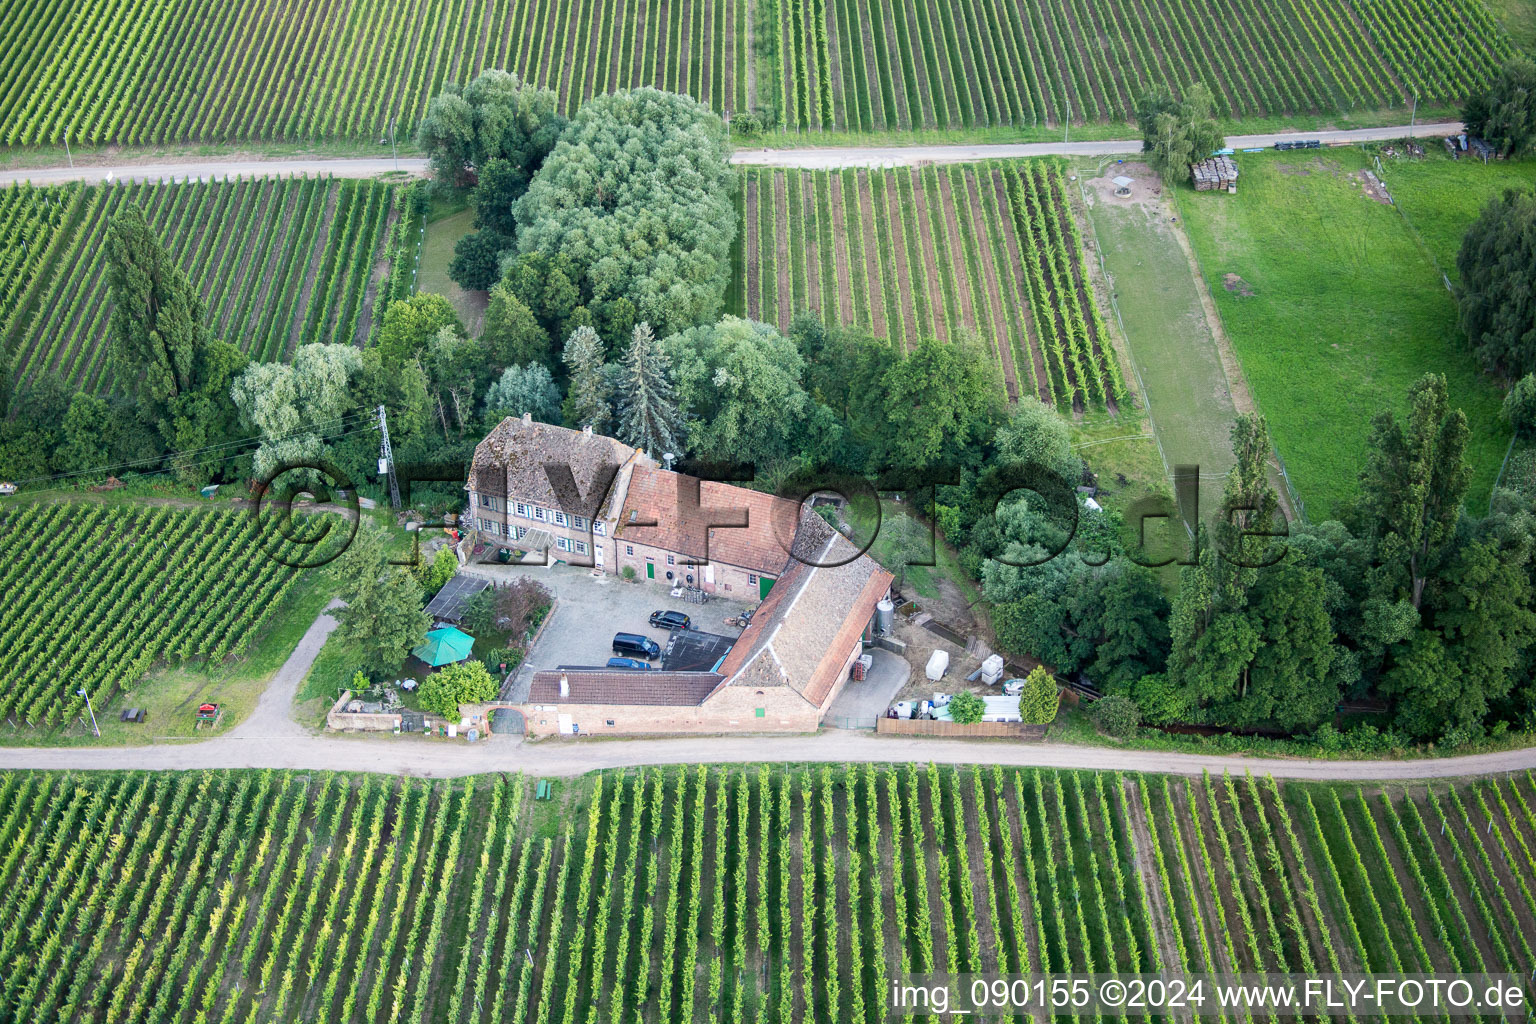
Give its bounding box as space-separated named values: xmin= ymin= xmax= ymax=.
xmin=1485 ymin=0 xmax=1536 ymax=46
xmin=1 ymin=765 xmax=1533 ymax=1024
xmin=1178 ymin=150 xmax=1510 ymax=519
xmin=1378 ymin=149 xmax=1536 ymax=285
xmin=1081 ymin=160 xmax=1239 ymax=517
xmin=417 ymin=205 xmax=488 ymax=336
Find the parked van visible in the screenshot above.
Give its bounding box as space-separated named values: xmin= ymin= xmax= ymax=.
xmin=612 ymin=632 xmax=661 ymax=660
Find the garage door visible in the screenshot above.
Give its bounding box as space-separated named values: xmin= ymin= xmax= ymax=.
xmin=489 ymin=708 xmax=525 ymax=734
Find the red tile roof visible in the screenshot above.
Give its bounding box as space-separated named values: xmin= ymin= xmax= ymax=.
xmin=716 ymin=514 xmax=894 ymax=708
xmin=616 ymin=465 xmax=801 ymax=576
xmin=528 ymin=671 xmax=724 ymax=706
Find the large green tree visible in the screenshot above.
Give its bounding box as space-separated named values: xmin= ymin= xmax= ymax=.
xmin=1462 ymin=56 xmax=1536 ymax=159
xmin=1351 ymin=373 xmax=1470 ymax=611
xmin=513 ymin=89 xmax=736 ymax=341
xmin=616 ymin=322 xmax=686 ymax=458
xmin=107 ymin=203 xmax=246 ymax=468
xmin=1457 ymin=188 xmax=1536 ymax=379
xmin=326 ymin=527 xmax=432 ymax=677
xmin=1136 ymin=84 xmax=1224 ymax=184
xmin=376 ymin=293 xmax=465 ymax=367
xmin=230 ymin=343 xmax=364 ymax=490
xmin=485 ymin=362 xmax=562 ymax=425
xmin=662 ymin=316 xmax=808 ymax=467
xmin=482 ymin=281 xmax=552 ymax=371
xmin=877 ymin=333 xmax=1002 ymax=472
xmin=416 ymin=69 xmax=566 ymax=188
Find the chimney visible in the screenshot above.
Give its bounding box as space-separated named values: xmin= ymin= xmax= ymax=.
xmin=559 ymin=672 xmax=569 ymax=698
xmin=583 ymin=425 xmax=593 ymax=440
xmin=521 ymin=412 xmax=532 ymax=425
xmin=662 ymin=452 xmax=675 ymax=472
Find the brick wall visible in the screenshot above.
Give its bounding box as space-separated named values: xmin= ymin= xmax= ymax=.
xmin=513 ymin=684 xmax=818 ymax=736
xmin=612 ymin=537 xmax=775 ymax=596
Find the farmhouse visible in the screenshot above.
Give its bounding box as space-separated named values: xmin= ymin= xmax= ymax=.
xmin=466 ymin=414 xmax=800 ymax=597
xmin=517 ymin=513 xmax=894 ymax=735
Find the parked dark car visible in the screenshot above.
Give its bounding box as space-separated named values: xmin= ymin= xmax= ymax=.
xmin=648 ymin=609 xmax=691 ymax=631
xmin=607 ymin=657 xmax=656 ymax=670
xmin=612 ymin=632 xmax=662 ymax=660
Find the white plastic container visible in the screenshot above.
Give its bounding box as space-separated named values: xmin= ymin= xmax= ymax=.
xmin=980 ymin=654 xmax=1005 ymax=686
xmin=925 ymin=649 xmax=950 ymax=681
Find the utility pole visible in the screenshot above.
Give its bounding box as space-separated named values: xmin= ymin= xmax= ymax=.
xmin=64 ymin=124 xmax=73 ymax=170
xmin=76 ymin=688 xmax=99 ymax=737
xmin=389 ymin=119 xmax=398 ymax=171
xmin=1410 ymin=92 xmax=1418 ymax=129
xmin=377 ymin=405 xmax=401 ymax=509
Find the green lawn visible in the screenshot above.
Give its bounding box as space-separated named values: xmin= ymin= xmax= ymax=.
xmin=1082 ymin=166 xmax=1239 ymax=518
xmin=1178 ymin=150 xmax=1510 ymax=519
xmin=1378 ymin=149 xmax=1536 ymax=283
xmin=417 ymin=200 xmax=488 ymax=336
xmin=1484 ymin=0 xmax=1536 ymax=48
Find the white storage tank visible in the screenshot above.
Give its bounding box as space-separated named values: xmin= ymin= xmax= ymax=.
xmin=925 ymin=649 xmax=949 ymax=681
xmin=980 ymin=654 xmax=1005 ymax=686
xmin=876 ymin=598 xmax=894 ymax=635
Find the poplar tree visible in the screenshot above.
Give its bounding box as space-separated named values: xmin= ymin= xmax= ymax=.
xmin=106 ymin=203 xmax=245 ymax=469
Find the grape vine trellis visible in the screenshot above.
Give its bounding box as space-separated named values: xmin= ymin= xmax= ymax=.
xmin=0 ymin=502 xmax=304 ymax=727
xmin=0 ymin=766 xmax=1531 ymax=1023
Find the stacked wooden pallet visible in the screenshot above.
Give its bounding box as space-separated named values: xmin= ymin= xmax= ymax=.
xmin=1191 ymin=155 xmax=1240 ymax=191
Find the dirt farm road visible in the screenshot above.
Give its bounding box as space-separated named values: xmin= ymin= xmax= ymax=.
xmin=0 ymin=609 xmax=1532 ymax=782
xmin=0 ymin=122 xmax=1463 ymax=186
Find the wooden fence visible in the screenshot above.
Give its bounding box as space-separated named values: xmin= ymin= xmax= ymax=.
xmin=876 ymin=718 xmax=1047 ymax=740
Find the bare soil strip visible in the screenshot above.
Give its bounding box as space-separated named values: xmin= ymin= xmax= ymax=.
xmin=827 ymin=177 xmax=855 ymax=324
xmin=283 ymin=181 xmax=339 ymax=354
xmin=1120 ymin=779 xmax=1191 ymax=976
xmin=773 ymin=170 xmax=793 ymax=327
xmin=799 ymin=171 xmax=822 ymax=314
xmin=906 ymin=167 xmax=949 ymax=342
xmin=961 ymin=167 xmax=1020 ymax=401
xmin=988 ymin=167 xmax=1052 ymax=402
xmin=934 ymin=170 xmax=977 ymax=330
xmin=881 ymin=171 xmax=919 ymax=350
xmin=743 ymin=173 xmax=760 ymax=320
xmin=855 ymin=170 xmax=886 ymax=338
xmin=720 ymin=0 xmax=733 ymax=115
xmin=357 ymin=206 xmax=400 ymax=344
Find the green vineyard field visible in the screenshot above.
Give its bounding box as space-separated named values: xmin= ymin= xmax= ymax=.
xmin=0 ymin=765 xmax=1532 ymax=1023
xmin=0 ymin=0 xmax=1520 ymax=146
xmin=764 ymin=0 xmax=1519 ymax=130
xmin=0 ymin=503 xmax=304 ymax=728
xmin=0 ymin=0 xmax=753 ymax=147
xmin=1 ymin=176 xmax=411 ymax=394
xmin=736 ymin=160 xmax=1126 ymax=409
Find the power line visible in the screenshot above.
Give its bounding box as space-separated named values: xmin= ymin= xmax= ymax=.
xmin=9 ymin=413 xmax=374 ymax=486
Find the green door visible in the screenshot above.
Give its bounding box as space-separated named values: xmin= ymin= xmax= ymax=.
xmin=646 ymin=561 xmax=654 ymax=579
xmin=759 ymin=575 xmax=774 ymax=600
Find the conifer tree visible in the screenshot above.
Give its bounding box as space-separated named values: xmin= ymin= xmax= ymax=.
xmin=617 ymin=322 xmax=685 ymax=458
xmin=562 ymin=325 xmax=611 ymax=432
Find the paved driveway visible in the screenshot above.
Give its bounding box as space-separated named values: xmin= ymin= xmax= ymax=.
xmin=475 ymin=564 xmax=756 ymax=699
xmin=823 ymin=648 xmax=911 ymax=729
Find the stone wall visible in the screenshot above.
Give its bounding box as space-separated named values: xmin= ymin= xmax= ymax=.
xmin=326 ymin=690 xmax=403 ymax=733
